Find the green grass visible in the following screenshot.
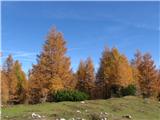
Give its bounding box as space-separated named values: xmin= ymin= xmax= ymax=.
xmin=1 ymin=96 xmax=160 ymax=120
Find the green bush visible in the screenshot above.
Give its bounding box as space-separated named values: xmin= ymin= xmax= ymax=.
xmin=121 ymin=84 xmax=136 ymax=96
xmin=53 ymin=90 xmax=89 ymax=102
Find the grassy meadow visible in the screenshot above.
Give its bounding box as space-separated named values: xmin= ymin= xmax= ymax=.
xmin=1 ymin=96 xmax=160 ymax=120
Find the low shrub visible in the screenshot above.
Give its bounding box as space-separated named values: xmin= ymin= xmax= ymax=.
xmin=53 ymin=90 xmax=89 ymax=102
xmin=121 ymin=84 xmax=136 ymax=96
xmin=110 ymin=85 xmax=122 ymax=97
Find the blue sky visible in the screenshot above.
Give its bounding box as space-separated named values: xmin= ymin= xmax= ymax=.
xmin=1 ymin=1 xmax=160 ymax=74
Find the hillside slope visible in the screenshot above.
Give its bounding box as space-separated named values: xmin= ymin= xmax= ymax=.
xmin=1 ymin=96 xmax=160 ymax=120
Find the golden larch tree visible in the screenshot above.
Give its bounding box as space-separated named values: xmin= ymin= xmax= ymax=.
xmin=157 ymin=70 xmax=160 ymax=100
xmin=96 ymin=47 xmax=133 ymax=98
xmin=2 ymin=55 xmax=17 ymax=104
xmin=1 ymin=55 xmax=27 ymax=104
xmin=76 ymin=58 xmax=95 ymax=98
xmin=76 ymin=60 xmax=86 ymax=92
xmin=1 ymin=70 xmax=9 ymax=104
xmin=138 ymin=53 xmax=158 ymax=97
xmin=29 ymin=28 xmax=73 ymax=103
xmin=84 ymin=57 xmax=95 ymax=97
xmin=12 ymin=60 xmax=28 ymax=103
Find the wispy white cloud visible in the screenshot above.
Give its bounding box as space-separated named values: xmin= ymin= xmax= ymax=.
xmin=44 ymin=8 xmax=159 ymax=32
xmin=111 ymin=18 xmax=160 ymax=32
xmin=1 ymin=50 xmax=37 ymax=63
xmin=2 ymin=47 xmax=90 ymax=62
xmin=68 ymin=47 xmax=87 ymax=52
xmin=13 ymin=52 xmax=37 ymax=58
xmin=16 ymin=58 xmax=36 ymax=62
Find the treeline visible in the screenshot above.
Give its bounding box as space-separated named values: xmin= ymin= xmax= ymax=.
xmin=1 ymin=28 xmax=160 ymax=104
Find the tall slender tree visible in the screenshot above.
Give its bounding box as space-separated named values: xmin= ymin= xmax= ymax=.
xmin=29 ymin=28 xmax=73 ymax=103
xmin=132 ymin=51 xmax=158 ymax=98
xmin=13 ymin=60 xmax=28 ymax=103
xmin=157 ymin=70 xmax=160 ymax=100
xmin=131 ymin=50 xmax=143 ymax=95
xmin=96 ymin=47 xmax=133 ymax=98
xmin=84 ymin=57 xmax=95 ymax=97
xmin=1 ymin=70 xmax=9 ymax=104
xmin=76 ymin=60 xmax=86 ymax=91
xmin=76 ymin=58 xmax=95 ymax=98
xmin=1 ymin=55 xmax=27 ymax=104
xmin=2 ymin=55 xmax=17 ymax=104
xmin=138 ymin=53 xmax=158 ymax=97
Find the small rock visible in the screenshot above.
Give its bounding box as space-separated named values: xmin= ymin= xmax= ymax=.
xmin=76 ymin=117 xmax=81 ymax=120
xmin=31 ymin=113 xmax=41 ymax=119
xmin=32 ymin=113 xmax=37 ymax=119
xmin=122 ymin=115 xmax=132 ymax=119
xmin=37 ymin=114 xmax=41 ymax=118
xmin=76 ymin=110 xmax=81 ymax=113
xmin=81 ymin=101 xmax=85 ymax=104
xmin=104 ymin=112 xmax=108 ymax=115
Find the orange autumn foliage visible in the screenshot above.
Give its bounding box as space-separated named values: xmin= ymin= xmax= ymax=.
xmin=28 ymin=28 xmax=74 ymax=103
